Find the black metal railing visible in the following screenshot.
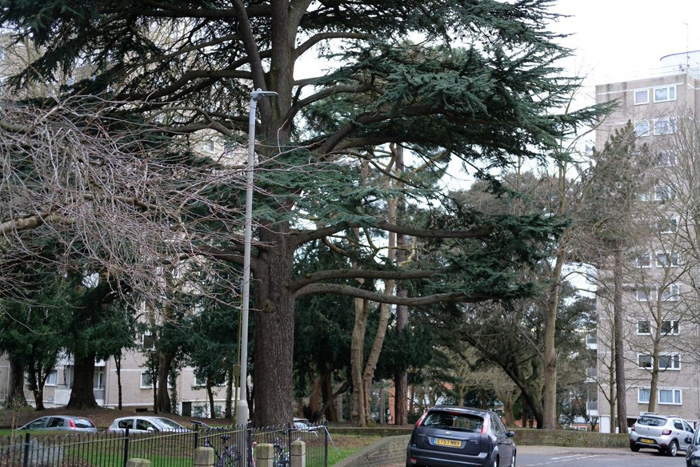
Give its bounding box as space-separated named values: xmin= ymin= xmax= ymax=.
xmin=0 ymin=422 xmax=329 ymax=467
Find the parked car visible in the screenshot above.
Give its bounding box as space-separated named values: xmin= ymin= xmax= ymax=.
xmin=629 ymin=412 xmax=694 ymax=456
xmin=406 ymin=405 xmax=516 ymax=467
xmin=687 ymin=428 xmax=700 ymax=466
xmin=107 ymin=416 xmax=189 ymax=434
xmin=18 ymin=415 xmax=98 ymax=433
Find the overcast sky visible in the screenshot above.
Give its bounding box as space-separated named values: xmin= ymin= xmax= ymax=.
xmin=551 ymin=0 xmax=700 ymax=105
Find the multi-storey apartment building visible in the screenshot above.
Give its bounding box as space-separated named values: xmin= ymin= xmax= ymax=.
xmin=0 ymin=347 xmax=229 ymax=417
xmin=594 ymin=51 xmax=700 ymax=433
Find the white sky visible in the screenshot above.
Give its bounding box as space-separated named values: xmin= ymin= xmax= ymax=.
xmin=551 ymin=0 xmax=700 ymax=107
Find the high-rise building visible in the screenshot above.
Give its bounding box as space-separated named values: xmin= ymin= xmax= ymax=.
xmin=594 ymin=51 xmax=700 ymax=433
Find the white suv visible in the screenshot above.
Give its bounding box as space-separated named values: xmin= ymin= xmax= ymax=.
xmin=629 ymin=413 xmax=695 ymax=456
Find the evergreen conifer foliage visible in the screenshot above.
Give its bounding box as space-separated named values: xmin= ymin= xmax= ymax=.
xmin=0 ymin=0 xmax=603 ymax=424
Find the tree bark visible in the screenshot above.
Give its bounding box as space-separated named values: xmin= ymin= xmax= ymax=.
xmin=115 ymin=354 xmax=123 ymax=411
xmin=252 ymin=225 xmax=296 ymax=426
xmin=350 ymin=297 xmax=369 ymax=426
xmin=6 ymin=357 xmax=28 ymax=409
xmin=67 ymin=352 xmax=98 ymax=409
xmin=394 ymin=145 xmax=409 ymax=426
xmin=362 ymin=297 xmax=392 ymax=425
xmin=542 ymin=253 xmax=564 ymax=429
xmin=613 ymin=244 xmax=627 ymax=433
xmin=156 ymin=350 xmax=174 ymax=413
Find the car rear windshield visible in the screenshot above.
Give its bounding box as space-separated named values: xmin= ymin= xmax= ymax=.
xmin=637 ymin=416 xmax=666 ymax=427
xmin=73 ymin=418 xmax=95 ymax=428
xmin=421 ymin=412 xmax=484 ymax=432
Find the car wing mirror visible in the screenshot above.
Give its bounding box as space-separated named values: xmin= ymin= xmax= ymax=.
xmin=506 ymin=431 xmax=515 ymax=438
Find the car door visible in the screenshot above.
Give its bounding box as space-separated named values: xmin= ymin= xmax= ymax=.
xmin=46 ymin=417 xmax=65 ymax=431
xmin=491 ymin=413 xmax=514 ymax=466
xmin=135 ymin=419 xmax=158 ymax=433
xmin=117 ymin=418 xmax=135 ymax=434
xmin=24 ymin=417 xmax=49 ymax=430
xmin=682 ymin=420 xmax=695 ymax=450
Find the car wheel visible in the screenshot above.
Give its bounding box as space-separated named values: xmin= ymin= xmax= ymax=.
xmin=667 ymin=440 xmax=678 ymax=457
xmin=629 ymin=441 xmax=640 ymax=452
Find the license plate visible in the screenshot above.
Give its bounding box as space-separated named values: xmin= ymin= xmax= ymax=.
xmin=435 ymin=438 xmax=461 ymax=448
xmin=641 ymin=438 xmax=655 ymax=444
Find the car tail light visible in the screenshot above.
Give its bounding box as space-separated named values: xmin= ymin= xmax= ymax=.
xmin=69 ymin=419 xmax=76 ymax=428
xmin=663 ymin=429 xmax=672 ymax=435
xmin=481 ymin=417 xmax=490 ymax=435
xmin=415 ymin=412 xmax=427 ymax=427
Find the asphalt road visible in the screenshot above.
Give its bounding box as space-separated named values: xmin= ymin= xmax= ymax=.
xmin=517 ymin=445 xmax=686 ymax=466
xmin=393 ymin=445 xmax=688 ymax=467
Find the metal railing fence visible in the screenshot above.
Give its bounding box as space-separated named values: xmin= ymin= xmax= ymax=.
xmin=0 ymin=422 xmax=329 ymax=467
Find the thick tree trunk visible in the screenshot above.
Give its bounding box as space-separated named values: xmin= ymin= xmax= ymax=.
xmin=226 ymin=365 xmax=233 ymax=419
xmin=6 ymin=357 xmax=28 ymax=409
xmin=349 ymin=298 xmax=369 ymax=426
xmin=362 ymin=294 xmax=393 ymax=425
xmin=542 ymin=254 xmax=564 ymax=429
xmin=613 ymin=245 xmax=627 ymax=433
xmin=156 ymin=350 xmax=174 ymax=413
xmin=207 ymin=378 xmax=216 ymax=418
xmin=67 ymin=352 xmax=98 ymax=409
xmin=393 ymin=145 xmax=409 ymax=426
xmin=308 ymin=372 xmax=322 ymax=420
xmin=252 ymin=226 xmax=296 ymax=426
xmin=115 ymin=354 xmax=123 ymax=411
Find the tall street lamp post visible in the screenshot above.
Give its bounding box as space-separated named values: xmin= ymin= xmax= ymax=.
xmin=237 ymin=89 xmax=277 ymax=426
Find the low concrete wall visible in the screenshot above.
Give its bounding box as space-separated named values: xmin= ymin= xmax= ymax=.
xmin=335 ymin=435 xmax=410 ymax=467
xmin=331 ymin=427 xmax=629 ymax=467
xmin=512 ymin=429 xmax=628 ymax=448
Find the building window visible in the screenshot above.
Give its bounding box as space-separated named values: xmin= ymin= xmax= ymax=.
xmin=636 ymin=253 xmax=651 ymax=268
xmin=658 ymin=389 xmax=682 ymax=405
xmin=653 ymin=85 xmax=676 ymax=102
xmin=45 ymin=370 xmax=58 ymax=386
xmin=661 ymin=320 xmax=680 ymax=335
xmin=638 ymin=388 xmax=651 ymax=403
xmin=656 ymin=251 xmax=680 ymax=267
xmin=659 ymin=354 xmax=681 ymax=370
xmin=94 ymin=369 xmax=105 ymax=389
xmin=140 ymin=372 xmax=154 ymax=389
xmin=194 ymin=374 xmax=206 ymax=388
xmin=654 ymin=184 xmax=676 ymax=201
xmin=637 ymin=320 xmax=651 ymax=335
xmin=654 ymin=117 xmax=677 ymax=135
xmin=142 ymin=331 xmax=155 ymax=351
xmin=638 ymin=354 xmax=653 ymax=368
xmin=636 ymin=288 xmax=655 ymax=302
xmin=657 ymin=217 xmax=678 ymax=233
xmin=661 ymin=284 xmax=680 ymax=302
xmin=634 ymin=89 xmax=649 ymax=105
xmin=657 ymin=151 xmax=678 ymax=167
xmin=202 ymin=140 xmax=215 ymax=153
xmin=634 ymin=121 xmax=650 ymax=137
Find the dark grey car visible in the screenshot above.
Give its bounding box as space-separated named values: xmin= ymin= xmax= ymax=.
xmin=406 ymin=406 xmax=516 ymax=467
xmin=19 ymin=415 xmax=98 ymax=433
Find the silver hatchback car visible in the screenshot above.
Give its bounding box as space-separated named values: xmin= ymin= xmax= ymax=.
xmin=629 ymin=413 xmax=695 ymax=456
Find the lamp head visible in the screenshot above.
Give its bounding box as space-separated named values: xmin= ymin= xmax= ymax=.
xmin=251 ymin=88 xmax=278 ymax=100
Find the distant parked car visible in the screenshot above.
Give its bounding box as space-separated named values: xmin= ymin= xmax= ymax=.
xmin=107 ymin=416 xmax=188 ymax=434
xmin=406 ymin=405 xmax=516 ymax=467
xmin=18 ymin=415 xmax=98 ymax=433
xmin=629 ymin=412 xmax=694 ymax=456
